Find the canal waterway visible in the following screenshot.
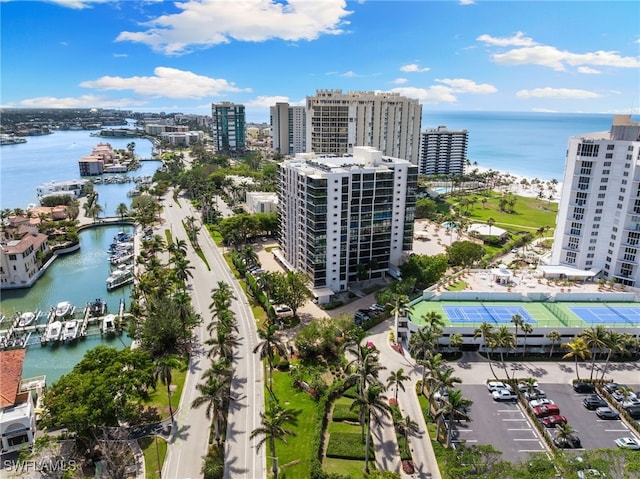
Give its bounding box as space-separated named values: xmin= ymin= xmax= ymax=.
xmin=1 ymin=128 xmax=161 ymax=383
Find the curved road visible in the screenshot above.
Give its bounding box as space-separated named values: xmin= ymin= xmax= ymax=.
xmin=161 ymin=194 xmax=265 ymax=479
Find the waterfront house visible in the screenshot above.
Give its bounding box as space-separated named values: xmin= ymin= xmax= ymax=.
xmin=36 ymin=179 xmax=88 ymax=201
xmin=0 ymin=230 xmax=49 ymax=288
xmin=0 ymin=350 xmax=41 ymax=454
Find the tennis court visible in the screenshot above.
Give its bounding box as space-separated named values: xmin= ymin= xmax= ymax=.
xmin=569 ymin=305 xmax=640 ymax=325
xmin=443 ymin=305 xmax=536 ymax=325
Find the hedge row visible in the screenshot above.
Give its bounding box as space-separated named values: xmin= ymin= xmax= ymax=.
xmin=332 ymin=403 xmax=359 ymax=422
xmin=325 ymin=432 xmax=372 ymax=460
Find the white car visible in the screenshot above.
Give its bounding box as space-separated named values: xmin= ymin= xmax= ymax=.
xmin=487 ymin=381 xmax=512 ymax=392
xmin=492 ymin=388 xmax=518 ymax=401
xmin=577 ymin=470 xmax=604 ymax=479
xmin=529 ymin=398 xmax=555 ymax=408
xmin=615 ymin=437 xmax=640 ymax=450
xmin=621 ymin=397 xmax=640 ymax=409
xmin=517 ymin=381 xmax=539 ymax=392
xmin=524 ymin=389 xmax=547 ymax=400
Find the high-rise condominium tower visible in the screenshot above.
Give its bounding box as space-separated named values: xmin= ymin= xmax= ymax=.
xmin=278 ymin=146 xmax=418 ymax=300
xmin=270 ymin=102 xmax=306 ymax=155
xmin=211 ymin=102 xmax=246 ymax=153
xmin=305 ymin=90 xmax=422 ymax=164
xmin=551 ymin=115 xmax=640 ymax=287
xmin=419 ymin=126 xmax=468 ymax=175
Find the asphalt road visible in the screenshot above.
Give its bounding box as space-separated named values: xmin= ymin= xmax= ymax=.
xmin=160 ymin=194 xmax=265 ymax=479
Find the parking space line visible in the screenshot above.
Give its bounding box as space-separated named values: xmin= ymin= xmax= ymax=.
xmin=502 ymin=418 xmax=528 ymax=421
xmin=605 ymin=429 xmax=629 ymax=432
xmin=507 ymin=428 xmax=533 ymax=431
xmin=513 ymin=438 xmax=540 ymax=441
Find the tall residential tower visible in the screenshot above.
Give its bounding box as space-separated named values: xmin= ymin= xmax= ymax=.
xmin=278 ymin=146 xmax=418 ymax=302
xmin=551 ymin=115 xmax=640 ymax=287
xmin=419 ymin=126 xmax=468 ymax=175
xmin=305 ymin=90 xmax=422 ymax=164
xmin=211 ymin=102 xmax=246 ymax=154
xmin=270 ymin=102 xmax=306 ymax=155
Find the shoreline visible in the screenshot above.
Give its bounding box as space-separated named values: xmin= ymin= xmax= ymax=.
xmin=466 ymin=164 xmax=562 ymax=203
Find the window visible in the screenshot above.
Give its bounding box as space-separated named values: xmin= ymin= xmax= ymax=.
xmin=597 ymin=201 xmax=604 ymax=206
xmin=605 ymin=153 xmax=613 ymax=159
xmin=598 ymin=193 xmax=606 ymax=198
xmin=599 ymin=186 xmax=607 ymax=191
xmin=566 ymin=251 xmax=577 ymax=264
xmin=607 ymin=144 xmax=615 ymax=150
xmin=604 ymin=161 xmax=612 ymax=166
xmin=601 ymin=177 xmax=609 ymax=183
xmin=594 ymin=217 xmax=601 ymax=222
xmin=602 ymin=170 xmax=610 ymax=175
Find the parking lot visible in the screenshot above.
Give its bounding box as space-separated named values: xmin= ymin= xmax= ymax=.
xmin=457 ymin=384 xmax=546 ymax=462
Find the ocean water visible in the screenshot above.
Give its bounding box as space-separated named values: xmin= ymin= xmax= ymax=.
xmin=421 ymin=111 xmax=633 ymax=180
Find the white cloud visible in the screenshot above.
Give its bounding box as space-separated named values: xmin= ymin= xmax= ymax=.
xmin=435 ymin=78 xmax=497 ymax=94
xmin=491 ymin=45 xmax=640 ymax=71
xmin=116 ymin=0 xmax=353 ymax=55
xmin=244 ymin=95 xmax=290 ymax=108
xmin=112 ymin=53 xmax=128 ymax=58
xmin=43 ymin=0 xmax=112 ymax=9
xmin=477 ymin=32 xmax=537 ymax=47
xmin=342 ymin=71 xmax=358 ymax=77
xmin=3 ymin=95 xmax=145 ymax=109
xmin=577 ymin=66 xmax=601 ymax=75
xmin=391 ymin=86 xmax=458 ymax=104
xmin=391 ymin=78 xmax=408 ymax=85
xmin=516 ymin=87 xmax=601 ymax=100
xmin=400 ymin=63 xmax=430 ymax=73
xmin=459 ymin=0 xmax=475 ymax=4
xmin=80 ymin=67 xmax=250 ymax=99
xmin=531 ymin=108 xmax=559 ymax=113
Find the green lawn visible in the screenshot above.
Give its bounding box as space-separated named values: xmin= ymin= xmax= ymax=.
xmin=323 ymin=457 xmax=370 ymax=478
xmin=145 ymin=366 xmax=187 ymax=420
xmin=139 ymin=436 xmax=167 ymax=479
xmin=446 ymin=191 xmax=558 ymax=234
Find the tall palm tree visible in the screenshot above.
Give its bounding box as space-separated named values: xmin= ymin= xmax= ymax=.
xmin=546 ymin=330 xmax=562 ymax=358
xmin=562 ymin=337 xmax=592 ymax=381
xmin=554 ymin=422 xmax=577 ymax=448
xmin=349 ymin=383 xmax=391 ymax=473
xmin=521 ymin=322 xmax=533 ymax=357
xmin=409 ymin=325 xmax=442 ymax=386
xmin=386 ymin=293 xmax=408 ymax=342
xmin=115 ymin=202 xmax=129 ymax=219
xmin=432 ymin=366 xmax=462 ymax=405
xmin=580 ymin=325 xmax=608 ymax=379
xmin=474 ymin=322 xmax=498 ymax=379
xmin=510 ymin=314 xmax=524 ymax=356
xmin=395 ymin=415 xmax=420 ymax=457
xmin=209 ymin=281 xmax=236 ymax=314
xmin=600 ymin=331 xmax=627 ymax=380
xmin=205 ymin=328 xmax=241 ymax=362
xmin=487 ymin=217 xmax=495 ymax=236
xmin=250 ymin=404 xmax=300 ymax=479
xmin=253 ymin=323 xmax=288 ymax=395
xmin=191 ymin=371 xmax=231 ymax=444
xmin=434 ymin=389 xmax=472 ymax=448
xmin=154 ymin=354 xmax=184 ymax=423
xmin=493 ymin=325 xmax=515 ymax=380
xmin=449 ymin=333 xmax=463 ymax=354
xmin=422 ymin=311 xmax=446 ymax=330
xmin=387 ymin=368 xmax=410 ymax=402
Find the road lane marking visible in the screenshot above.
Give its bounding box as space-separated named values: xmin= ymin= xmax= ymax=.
xmin=503 ymin=418 xmax=528 ymax=421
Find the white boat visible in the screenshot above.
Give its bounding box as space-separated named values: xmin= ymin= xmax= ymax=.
xmin=17 ymin=311 xmax=37 ymax=327
xmin=110 ymin=252 xmax=134 ymax=265
xmin=106 ymin=268 xmax=134 ymax=291
xmin=62 ymin=320 xmax=79 ymax=341
xmin=54 ymin=301 xmax=74 ymax=319
xmin=45 ymin=321 xmax=63 ymax=342
xmin=102 ymin=314 xmax=117 ymax=334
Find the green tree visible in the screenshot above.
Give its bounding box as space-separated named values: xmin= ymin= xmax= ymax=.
xmin=153 ymin=354 xmax=184 ymax=423
xmin=434 ymin=389 xmax=472 ymax=448
xmin=510 ymin=314 xmax=524 ymax=357
xmin=115 ymin=202 xmax=129 ymax=219
xmin=387 ymin=368 xmax=410 ymax=402
xmin=399 ymin=254 xmax=449 ymax=290
xmin=521 ymin=322 xmax=533 ymax=357
xmin=492 ymin=325 xmax=515 ymax=380
xmin=446 ymin=240 xmax=485 ymax=267
xmin=253 ymin=323 xmax=288 ymax=395
xmin=191 ymin=369 xmax=232 ymax=445
xmin=250 ymin=404 xmax=300 ymax=479
xmin=546 ymin=330 xmax=561 ymax=358
xmin=562 ymin=337 xmax=592 ymax=381
xmin=580 ymin=325 xmax=608 ymax=380
xmin=600 ymin=331 xmax=627 ymax=380
xmin=395 ymin=415 xmax=420 ymax=457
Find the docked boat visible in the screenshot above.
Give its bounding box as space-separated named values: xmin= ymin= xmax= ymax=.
xmin=101 ymin=314 xmax=117 ymax=335
xmin=110 ymin=252 xmax=134 ymax=265
xmin=17 ymin=311 xmax=38 ymax=327
xmin=89 ymin=298 xmax=107 ymax=317
xmin=45 ymin=321 xmax=63 ymax=342
xmin=106 ymin=267 xmax=134 ymax=291
xmin=54 ymin=301 xmax=74 ymax=319
xmin=62 ymin=320 xmax=79 ymax=341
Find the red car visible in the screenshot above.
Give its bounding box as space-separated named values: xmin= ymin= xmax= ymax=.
xmin=533 ymin=404 xmax=560 ymax=418
xmin=540 ymin=414 xmax=568 ymax=428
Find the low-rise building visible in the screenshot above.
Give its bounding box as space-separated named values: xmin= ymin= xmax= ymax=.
xmin=0 ymin=231 xmax=49 ymax=288
xmin=36 ymin=179 xmax=88 ymax=201
xmin=246 ymin=192 xmax=278 ymax=214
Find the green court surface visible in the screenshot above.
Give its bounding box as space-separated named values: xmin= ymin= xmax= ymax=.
xmin=409 ymin=300 xmax=640 ymax=329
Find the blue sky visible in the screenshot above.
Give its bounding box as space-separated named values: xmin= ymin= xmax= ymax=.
xmin=1 ymin=0 xmax=639 ymax=123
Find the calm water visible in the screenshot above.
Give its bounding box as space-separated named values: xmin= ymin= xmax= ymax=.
xmin=421 ymin=111 xmax=635 ymax=180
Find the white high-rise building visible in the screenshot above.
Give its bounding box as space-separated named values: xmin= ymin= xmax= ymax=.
xmin=278 ymin=146 xmax=418 ymax=302
xmin=551 ymin=115 xmax=640 ymax=287
xmin=270 ymin=103 xmax=306 ymax=155
xmin=305 ymin=90 xmax=422 ymax=165
xmin=419 ymin=126 xmax=468 ymax=175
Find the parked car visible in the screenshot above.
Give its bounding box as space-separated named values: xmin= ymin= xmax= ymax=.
xmin=624 ymin=405 xmax=640 ymax=419
xmin=530 ymin=398 xmax=555 ymax=408
xmin=573 ymin=382 xmax=596 ymax=394
xmin=621 ymin=398 xmax=640 ymax=409
xmin=433 ymin=389 xmax=449 ymax=402
xmin=276 ymin=305 xmax=292 ymax=313
xmin=577 ymin=470 xmax=604 ymax=478
xmin=553 ymin=433 xmax=581 ymax=449
xmin=524 ymin=389 xmax=547 ymax=400
xmin=540 ymin=414 xmax=568 ymax=428
xmin=487 ymin=381 xmax=512 ymax=392
xmin=615 ymin=437 xmax=640 ymax=450
xmin=533 ymin=404 xmax=560 ymax=418
xmin=492 ymin=389 xmax=518 ymax=401
xmin=612 ymin=390 xmax=637 ymax=402
xmin=518 ymin=381 xmax=539 ymax=392
xmin=583 ymin=395 xmax=607 ymax=410
xmin=604 ymin=383 xmax=622 ymax=394
xmin=595 ymin=407 xmax=620 ymax=419
xmin=370 ymin=304 xmax=385 ymax=312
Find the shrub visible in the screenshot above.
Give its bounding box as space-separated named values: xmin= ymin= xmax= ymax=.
xmin=332 ymin=403 xmax=359 ymax=422
xmin=325 ymin=432 xmax=371 ymax=460
xmin=276 ymin=359 xmax=290 ymax=371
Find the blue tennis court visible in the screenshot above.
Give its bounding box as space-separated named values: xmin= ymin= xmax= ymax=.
xmin=443 ymin=305 xmax=536 ymax=324
xmin=569 ymin=306 xmax=640 ymax=325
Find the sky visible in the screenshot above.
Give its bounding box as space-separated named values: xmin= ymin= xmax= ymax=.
xmin=1 ymin=0 xmax=639 ymax=123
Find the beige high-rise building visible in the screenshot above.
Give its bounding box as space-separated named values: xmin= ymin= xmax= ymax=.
xmin=270 ymin=102 xmax=306 ymax=155
xmin=305 ymin=90 xmax=422 ymax=164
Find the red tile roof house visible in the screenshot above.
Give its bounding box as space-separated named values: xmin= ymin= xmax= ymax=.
xmin=0 ymin=350 xmax=39 ymax=453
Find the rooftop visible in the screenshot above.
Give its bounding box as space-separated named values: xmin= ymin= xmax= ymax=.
xmin=0 ymin=349 xmax=26 ymax=408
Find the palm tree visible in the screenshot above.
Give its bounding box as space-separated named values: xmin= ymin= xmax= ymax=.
xmin=209 ymin=281 xmax=236 ymax=314
xmin=395 ymin=415 xmax=420 ymax=456
xmin=474 ymin=322 xmax=498 ymax=380
xmin=205 ymin=328 xmax=241 ymax=362
xmin=521 ymin=322 xmax=533 ymax=357
xmin=387 ymin=368 xmax=410 ymax=402
xmin=115 ymin=202 xmax=129 ymax=219
xmin=154 ymin=354 xmax=184 ymax=423
xmin=409 ymin=326 xmax=441 ymax=386
xmin=349 ymin=383 xmax=391 ymax=473
xmin=546 ymin=330 xmax=561 ymax=358
xmin=492 ymin=326 xmax=515 ymax=380
xmin=554 ymin=422 xmax=577 ymax=447
xmin=422 ymin=311 xmax=446 ymax=330
xmin=510 ymin=314 xmax=524 ymax=356
xmin=580 ymin=325 xmax=608 ymax=379
xmin=253 ymin=323 xmax=288 ymax=395
xmin=386 ymin=293 xmax=408 ymax=342
xmin=449 ymin=333 xmax=463 ymax=354
xmin=434 ymin=389 xmax=472 ymax=448
xmin=600 ymin=331 xmax=628 ymax=380
xmin=191 ymin=371 xmax=231 ymax=444
xmin=239 ymin=245 xmax=259 ymax=268
xmin=487 ymin=217 xmax=495 ymax=236
xmin=432 ymin=366 xmax=462 ymax=404
xmin=250 ymin=404 xmax=300 ymax=479
xmin=562 ymin=337 xmax=592 ymax=381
